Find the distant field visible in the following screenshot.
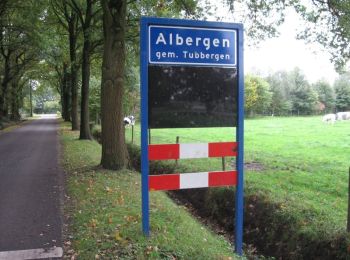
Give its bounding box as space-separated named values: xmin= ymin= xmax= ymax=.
xmin=125 ymin=116 xmax=350 ymax=235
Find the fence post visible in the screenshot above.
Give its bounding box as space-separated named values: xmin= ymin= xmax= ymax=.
xmin=175 ymin=136 xmax=179 ymax=166
xmin=131 ymin=125 xmax=134 ymax=144
xmin=148 ymin=129 xmax=151 ymax=144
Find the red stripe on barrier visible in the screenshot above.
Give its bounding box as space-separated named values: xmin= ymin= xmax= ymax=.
xmin=208 ymin=142 xmax=237 ymax=157
xmin=208 ymin=171 xmax=237 ymax=187
xmin=149 ymin=144 xmax=179 ymax=160
xmin=149 ymin=174 xmax=180 ymax=191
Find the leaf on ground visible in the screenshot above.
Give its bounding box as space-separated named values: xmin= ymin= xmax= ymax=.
xmin=90 ymin=219 xmax=98 ymax=228
xmin=115 ymin=231 xmax=123 ymax=241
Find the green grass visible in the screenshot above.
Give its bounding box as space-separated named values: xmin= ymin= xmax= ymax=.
xmin=60 ymin=123 xmax=239 ymax=259
xmin=124 ymin=116 xmax=350 ymax=237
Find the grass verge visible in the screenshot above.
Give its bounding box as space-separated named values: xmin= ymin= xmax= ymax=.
xmin=61 ymin=122 xmax=239 ymax=259
xmin=0 ymin=116 xmax=37 ymax=134
xmin=119 ymin=116 xmax=350 ymax=258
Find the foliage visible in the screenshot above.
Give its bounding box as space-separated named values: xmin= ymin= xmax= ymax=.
xmin=244 ymin=74 xmax=272 ymax=116
xmin=313 ymin=79 xmax=335 ymax=113
xmin=223 ymin=0 xmax=296 ymax=45
xmin=294 ymin=0 xmax=350 ymax=71
xmin=0 ymin=0 xmax=46 ymax=119
xmin=265 ymin=68 xmax=329 ymax=116
xmin=266 ymin=71 xmax=293 ymax=116
xmin=88 ymin=76 xmax=100 ymax=123
xmin=334 ymin=73 xmax=350 ymax=111
xmin=288 ymin=68 xmax=318 ymax=115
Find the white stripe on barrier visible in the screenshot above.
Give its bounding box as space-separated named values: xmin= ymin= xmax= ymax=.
xmin=179 ymin=143 xmax=208 ymax=159
xmin=180 ymin=172 xmax=208 ymax=189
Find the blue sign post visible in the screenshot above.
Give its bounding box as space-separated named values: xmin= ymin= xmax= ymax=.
xmin=140 ymin=17 xmax=244 ymax=255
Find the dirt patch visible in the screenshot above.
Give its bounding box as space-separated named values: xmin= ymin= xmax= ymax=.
xmin=230 ymin=160 xmax=265 ymax=171
xmin=245 ymin=161 xmax=265 ymax=171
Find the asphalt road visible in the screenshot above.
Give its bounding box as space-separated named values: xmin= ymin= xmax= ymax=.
xmin=0 ymin=116 xmax=63 ymax=255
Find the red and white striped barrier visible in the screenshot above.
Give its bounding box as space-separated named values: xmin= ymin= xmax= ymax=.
xmin=149 ymin=170 xmax=237 ymax=191
xmin=149 ymin=142 xmax=237 ymax=160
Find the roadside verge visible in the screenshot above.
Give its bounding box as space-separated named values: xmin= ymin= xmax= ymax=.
xmin=60 ymin=122 xmax=238 ymax=259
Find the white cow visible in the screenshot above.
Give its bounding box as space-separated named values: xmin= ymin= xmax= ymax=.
xmin=322 ymin=114 xmax=336 ymax=124
xmin=124 ymin=115 xmax=136 ymax=126
xmin=336 ymin=112 xmax=350 ymax=121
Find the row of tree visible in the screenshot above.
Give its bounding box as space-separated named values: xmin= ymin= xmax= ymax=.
xmin=1 ymin=0 xmax=350 ymax=170
xmin=0 ymin=0 xmax=203 ymax=169
xmin=245 ymin=68 xmax=350 ymax=116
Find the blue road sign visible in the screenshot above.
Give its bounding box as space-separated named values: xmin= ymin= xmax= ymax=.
xmin=140 ymin=17 xmax=244 ymax=256
xmin=149 ymin=25 xmax=237 ymax=66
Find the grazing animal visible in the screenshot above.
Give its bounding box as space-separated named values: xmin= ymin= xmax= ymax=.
xmin=322 ymin=114 xmax=336 ymax=124
xmin=336 ymin=111 xmax=350 ymax=121
xmin=124 ymin=115 xmax=135 ymax=126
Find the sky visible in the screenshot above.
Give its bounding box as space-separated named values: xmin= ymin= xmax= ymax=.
xmin=211 ymin=2 xmax=339 ymax=84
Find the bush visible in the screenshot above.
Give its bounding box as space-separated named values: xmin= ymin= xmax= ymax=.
xmin=91 ymin=125 xmax=102 ymax=143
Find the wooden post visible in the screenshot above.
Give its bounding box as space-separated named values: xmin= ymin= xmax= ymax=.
xmin=131 ymin=125 xmax=134 ymax=144
xmin=175 ymin=136 xmax=179 ymax=166
xmin=347 ymin=167 xmax=350 ymax=232
xmin=222 ymin=157 xmax=226 ymax=171
xmin=148 ymin=129 xmax=151 ymax=144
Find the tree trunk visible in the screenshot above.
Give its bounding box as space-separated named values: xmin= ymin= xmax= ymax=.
xmin=100 ymin=0 xmax=129 ymax=169
xmin=29 ymin=82 xmax=33 ymax=117
xmin=61 ymin=63 xmax=71 ymax=122
xmin=61 ymin=63 xmax=71 ymax=121
xmin=9 ymin=78 xmax=20 ymax=121
xmin=0 ymin=84 xmax=6 ymax=119
xmin=79 ymin=0 xmax=93 ymax=140
xmin=69 ymin=14 xmax=79 ymax=130
xmin=64 ymin=72 xmax=71 ymax=121
xmin=79 ymin=36 xmax=92 ymax=140
xmin=0 ymin=56 xmax=10 ymax=119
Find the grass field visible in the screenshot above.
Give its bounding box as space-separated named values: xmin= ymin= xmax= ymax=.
xmin=124 ymin=116 xmax=350 ymax=245
xmin=61 ymin=122 xmax=239 ymax=259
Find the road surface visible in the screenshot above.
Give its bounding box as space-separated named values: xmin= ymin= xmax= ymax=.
xmin=0 ymin=115 xmax=63 ymax=259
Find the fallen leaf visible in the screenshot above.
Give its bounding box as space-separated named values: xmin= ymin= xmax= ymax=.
xmin=115 ymin=231 xmax=122 ymax=241
xmin=90 ymin=219 xmax=97 ymax=228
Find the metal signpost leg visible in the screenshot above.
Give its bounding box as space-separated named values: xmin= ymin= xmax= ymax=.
xmin=235 ymin=28 xmax=245 ymax=255
xmin=140 ymin=18 xmax=150 ymax=236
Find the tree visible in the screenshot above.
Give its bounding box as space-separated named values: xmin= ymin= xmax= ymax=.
xmin=51 ymin=0 xmax=81 ymax=130
xmin=0 ymin=0 xmax=42 ymax=120
xmin=69 ymin=0 xmax=102 ymax=140
xmin=245 ymin=74 xmax=272 ymax=116
xmin=223 ymin=0 xmax=294 ymax=44
xmin=100 ymin=0 xmax=128 ymax=169
xmin=294 ymin=1 xmax=350 ymax=71
xmin=99 ymin=0 xmax=200 ymax=170
xmin=266 ymin=71 xmax=294 ymax=116
xmin=313 ymin=80 xmax=335 ymax=114
xmin=334 ymin=73 xmax=350 ymax=111
xmin=289 ymin=68 xmax=318 ymax=115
